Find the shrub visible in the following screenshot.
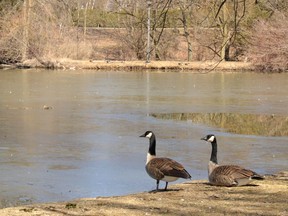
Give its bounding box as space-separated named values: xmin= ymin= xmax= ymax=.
xmin=247 ymin=12 xmax=288 ymax=72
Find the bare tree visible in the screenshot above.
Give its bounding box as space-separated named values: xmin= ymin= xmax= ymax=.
xmin=110 ymin=0 xmax=147 ymax=60
xmin=0 ymin=0 xmax=23 ymax=63
xmin=22 ymin=0 xmax=31 ymax=61
xmin=213 ymin=0 xmax=248 ymax=61
xmin=111 ymin=0 xmax=178 ymax=60
xmin=150 ymin=0 xmax=173 ymax=60
xmin=176 ymin=0 xmax=196 ymax=61
xmin=0 ymin=0 xmax=93 ymax=66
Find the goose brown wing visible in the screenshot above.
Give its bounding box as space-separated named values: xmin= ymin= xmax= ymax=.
xmin=147 ymin=157 xmax=191 ymax=179
xmin=214 ymin=165 xmax=258 ymax=179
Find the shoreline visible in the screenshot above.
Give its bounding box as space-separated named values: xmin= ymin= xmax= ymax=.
xmin=1 ymin=60 xmax=257 ymax=72
xmin=0 ymin=173 xmax=287 ymax=216
xmin=57 ymin=60 xmax=255 ymax=71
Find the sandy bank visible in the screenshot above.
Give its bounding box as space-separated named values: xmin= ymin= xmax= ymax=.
xmin=0 ymin=173 xmax=287 ymax=216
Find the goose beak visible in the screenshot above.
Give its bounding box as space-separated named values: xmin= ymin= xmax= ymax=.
xmin=201 ymin=137 xmax=207 ymax=141
xmin=139 ymin=133 xmax=146 ymax=137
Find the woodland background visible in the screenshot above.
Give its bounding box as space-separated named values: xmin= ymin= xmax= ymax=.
xmin=0 ymin=0 xmax=287 ymax=71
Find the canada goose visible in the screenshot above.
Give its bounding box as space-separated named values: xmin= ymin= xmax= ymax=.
xmin=140 ymin=131 xmax=191 ymax=190
xmin=201 ymin=134 xmax=264 ymax=186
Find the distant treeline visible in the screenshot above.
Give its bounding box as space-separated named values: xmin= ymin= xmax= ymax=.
xmin=0 ymin=0 xmax=287 ymax=71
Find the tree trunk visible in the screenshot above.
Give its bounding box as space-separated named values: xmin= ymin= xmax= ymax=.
xmin=22 ymin=0 xmax=31 ymax=62
xmin=84 ymin=2 xmax=89 ymax=42
xmin=180 ymin=6 xmax=192 ymax=61
xmin=221 ymin=1 xmax=229 ymax=61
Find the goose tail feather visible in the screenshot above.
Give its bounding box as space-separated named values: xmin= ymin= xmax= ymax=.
xmin=251 ymin=174 xmax=265 ymax=180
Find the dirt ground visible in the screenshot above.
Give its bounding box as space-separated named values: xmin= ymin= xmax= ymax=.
xmin=0 ymin=172 xmax=287 ymax=216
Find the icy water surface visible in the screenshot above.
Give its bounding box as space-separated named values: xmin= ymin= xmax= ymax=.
xmin=0 ymin=69 xmax=287 ymax=207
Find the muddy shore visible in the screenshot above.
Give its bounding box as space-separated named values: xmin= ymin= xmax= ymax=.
xmin=0 ymin=172 xmax=287 ymax=216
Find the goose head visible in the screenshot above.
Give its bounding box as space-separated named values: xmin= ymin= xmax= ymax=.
xmin=201 ymin=134 xmax=218 ymax=164
xmin=139 ymin=131 xmax=154 ymax=139
xmin=201 ymin=134 xmax=216 ymax=143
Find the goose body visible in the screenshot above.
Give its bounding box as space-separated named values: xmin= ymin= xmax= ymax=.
xmin=140 ymin=131 xmax=191 ymax=190
xmin=201 ymin=134 xmax=264 ymax=186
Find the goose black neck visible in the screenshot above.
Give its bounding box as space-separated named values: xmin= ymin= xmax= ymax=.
xmin=210 ymin=138 xmax=218 ymax=164
xmin=148 ymin=134 xmax=156 ymax=156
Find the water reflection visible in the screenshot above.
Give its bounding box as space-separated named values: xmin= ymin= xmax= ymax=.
xmin=0 ymin=69 xmax=287 ymax=208
xmin=151 ymin=113 xmax=288 ymax=136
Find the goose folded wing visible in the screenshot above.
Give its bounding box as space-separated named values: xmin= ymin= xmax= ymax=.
xmin=152 ymin=157 xmax=188 ymax=178
xmin=218 ymin=165 xmax=257 ymax=179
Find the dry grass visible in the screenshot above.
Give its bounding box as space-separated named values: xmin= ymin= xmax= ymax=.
xmin=53 ymin=59 xmax=253 ymax=71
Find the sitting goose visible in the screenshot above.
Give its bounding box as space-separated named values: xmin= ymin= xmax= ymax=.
xmin=201 ymin=134 xmax=264 ymax=186
xmin=140 ymin=131 xmax=191 ymax=190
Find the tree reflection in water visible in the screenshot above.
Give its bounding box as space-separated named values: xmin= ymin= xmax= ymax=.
xmin=151 ymin=113 xmax=288 ymax=136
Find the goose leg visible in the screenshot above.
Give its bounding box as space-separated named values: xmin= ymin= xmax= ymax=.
xmin=164 ymin=182 xmax=168 ymax=190
xmin=156 ymin=180 xmax=160 ymax=190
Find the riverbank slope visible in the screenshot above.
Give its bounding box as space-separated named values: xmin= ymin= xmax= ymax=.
xmin=0 ymin=173 xmax=287 ymax=216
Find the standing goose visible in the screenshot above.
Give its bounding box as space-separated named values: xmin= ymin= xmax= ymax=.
xmin=201 ymin=134 xmax=264 ymax=186
xmin=140 ymin=131 xmax=191 ymax=191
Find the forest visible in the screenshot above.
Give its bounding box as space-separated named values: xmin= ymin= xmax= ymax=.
xmin=0 ymin=0 xmax=287 ymax=71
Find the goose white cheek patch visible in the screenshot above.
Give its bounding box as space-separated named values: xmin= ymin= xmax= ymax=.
xmin=146 ymin=132 xmax=153 ymax=138
xmin=208 ymin=136 xmax=215 ymax=142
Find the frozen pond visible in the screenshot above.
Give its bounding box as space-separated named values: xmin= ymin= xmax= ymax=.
xmin=0 ymin=69 xmax=287 ymax=207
